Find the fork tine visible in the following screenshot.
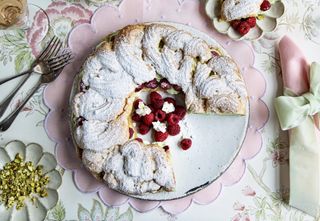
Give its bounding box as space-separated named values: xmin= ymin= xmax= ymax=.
xmin=51 ymin=56 xmax=73 ymax=72
xmin=48 ymin=41 xmax=62 ymax=58
xmin=45 ymin=39 xmax=63 ymax=60
xmin=49 ymin=55 xmax=73 ymax=69
xmin=37 ymin=36 xmax=57 ymax=60
xmin=47 ymin=51 xmax=72 ymax=65
xmin=38 ymin=37 xmax=59 ymax=61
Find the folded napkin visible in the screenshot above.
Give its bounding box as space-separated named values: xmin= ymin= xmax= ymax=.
xmin=275 ymin=36 xmax=320 ymax=217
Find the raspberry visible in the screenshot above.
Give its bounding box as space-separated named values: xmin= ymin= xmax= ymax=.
xmin=152 ymin=99 xmax=164 ymax=109
xmin=154 ymin=109 xmax=166 ymax=122
xmin=148 ymin=104 xmax=155 ymax=113
xmin=174 ymin=105 xmax=187 ymax=119
xmin=260 ymin=0 xmax=271 ymax=11
xmin=236 ymin=21 xmax=251 ymax=36
xmin=172 ymin=84 xmax=182 ymax=92
xmin=135 ymin=84 xmax=144 ymax=92
xmin=180 ymin=138 xmax=192 ymax=150
xmin=231 ymin=20 xmax=241 ymax=29
xmin=167 ymin=113 xmax=180 ymax=125
xmin=132 ymin=113 xmax=141 ymax=122
xmin=150 ymin=91 xmax=164 ymax=109
xmin=150 ymin=91 xmax=162 ymax=101
xmin=246 ymin=17 xmax=256 ymax=28
xmin=129 ymin=127 xmax=134 ymax=138
xmin=135 ymin=138 xmax=143 ymax=143
xmin=164 ymin=97 xmax=176 ymax=106
xmin=139 ymin=124 xmax=151 ymax=135
xmin=163 ymin=145 xmax=170 ymax=152
xmin=159 ymin=78 xmax=172 ymax=90
xmin=133 ymin=99 xmax=143 ymax=109
xmin=144 ymin=78 xmax=158 ymax=89
xmin=154 ymin=131 xmax=168 ymax=142
xmin=77 ymin=116 xmax=86 ymax=126
xmin=142 ymin=113 xmax=155 ymax=126
xmin=80 ymin=80 xmax=89 ymax=92
xmin=167 ymin=124 xmax=181 ymax=136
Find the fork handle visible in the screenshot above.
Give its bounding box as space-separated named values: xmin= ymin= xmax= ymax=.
xmin=0 ymin=70 xmax=32 ymax=85
xmin=0 ymin=73 xmax=31 ymax=118
xmin=0 ymin=80 xmax=41 ymax=132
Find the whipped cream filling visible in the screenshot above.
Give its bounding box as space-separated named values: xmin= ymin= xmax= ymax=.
xmin=162 ymin=101 xmax=175 ymax=113
xmin=152 ymin=121 xmax=167 ymax=133
xmin=103 ymin=140 xmax=175 ymax=194
xmin=136 ymin=102 xmax=151 ymax=116
xmin=222 ymin=0 xmax=264 ymax=21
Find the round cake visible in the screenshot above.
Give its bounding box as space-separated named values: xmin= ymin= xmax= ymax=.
xmin=70 ymin=23 xmax=248 ymax=195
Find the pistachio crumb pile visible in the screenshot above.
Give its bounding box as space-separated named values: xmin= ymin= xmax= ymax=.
xmin=0 ymin=154 xmax=50 ymax=209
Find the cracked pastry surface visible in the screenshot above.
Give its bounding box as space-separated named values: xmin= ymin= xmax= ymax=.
xmin=221 ymin=0 xmax=264 ymax=22
xmin=71 ymin=23 xmax=248 ymax=195
xmin=103 ymin=140 xmax=175 ymax=195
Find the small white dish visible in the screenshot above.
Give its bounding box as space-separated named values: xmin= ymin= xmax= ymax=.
xmin=0 ymin=140 xmax=62 ymax=221
xmin=205 ymin=0 xmax=285 ymax=41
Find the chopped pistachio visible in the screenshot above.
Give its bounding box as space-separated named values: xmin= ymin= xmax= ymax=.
xmin=0 ymin=153 xmax=50 ymax=210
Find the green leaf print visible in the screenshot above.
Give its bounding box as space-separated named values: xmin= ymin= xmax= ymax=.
xmin=116 ymin=208 xmax=133 ymax=221
xmin=14 ymin=49 xmax=33 ymax=73
xmin=91 ymin=200 xmax=104 ymax=221
xmin=0 ymin=29 xmax=33 ymax=73
xmin=105 ymin=207 xmax=120 ymax=221
xmin=47 ymin=201 xmax=66 ymax=221
xmin=78 ymin=204 xmax=92 ymax=221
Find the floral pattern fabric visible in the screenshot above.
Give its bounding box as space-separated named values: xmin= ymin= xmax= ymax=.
xmin=0 ymin=0 xmax=319 ymax=220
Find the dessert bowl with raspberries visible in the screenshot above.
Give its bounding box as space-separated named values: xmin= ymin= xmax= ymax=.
xmin=206 ymin=0 xmax=285 ymax=40
xmin=70 ymin=22 xmax=249 ymax=201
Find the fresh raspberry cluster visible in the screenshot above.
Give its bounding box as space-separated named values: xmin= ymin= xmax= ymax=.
xmin=230 ymin=0 xmax=272 ymax=36
xmin=135 ymin=78 xmax=182 ymax=92
xmin=131 ymin=90 xmax=192 ymax=151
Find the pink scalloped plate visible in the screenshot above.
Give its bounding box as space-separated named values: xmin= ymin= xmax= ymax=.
xmin=43 ymin=0 xmax=269 ymax=214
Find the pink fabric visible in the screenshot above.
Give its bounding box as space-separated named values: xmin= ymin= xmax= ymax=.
xmin=278 ymin=36 xmax=309 ymax=94
xmin=279 ymin=36 xmax=319 ymax=128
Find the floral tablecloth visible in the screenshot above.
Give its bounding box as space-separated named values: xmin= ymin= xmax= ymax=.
xmin=0 ymin=0 xmax=319 ymax=220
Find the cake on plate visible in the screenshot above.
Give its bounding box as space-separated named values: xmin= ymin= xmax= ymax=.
xmin=220 ymin=0 xmax=273 ymax=35
xmin=70 ymin=23 xmax=248 ymax=195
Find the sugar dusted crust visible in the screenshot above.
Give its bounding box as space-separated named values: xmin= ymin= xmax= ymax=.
xmin=221 ymin=0 xmax=263 ymax=21
xmin=70 ymin=23 xmax=248 ymax=195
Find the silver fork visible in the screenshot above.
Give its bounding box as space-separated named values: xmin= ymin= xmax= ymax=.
xmin=0 ymin=54 xmax=73 ymax=131
xmin=0 ymin=37 xmax=67 ymax=118
xmin=0 ymin=36 xmax=63 ymax=85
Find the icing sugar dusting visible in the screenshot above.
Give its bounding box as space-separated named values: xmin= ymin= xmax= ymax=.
xmin=103 ymin=140 xmax=175 ymax=194
xmin=222 ymin=0 xmax=263 ymax=21
xmin=72 ymin=23 xmax=248 ymax=195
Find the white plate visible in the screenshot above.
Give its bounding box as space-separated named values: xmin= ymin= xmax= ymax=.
xmin=70 ymin=22 xmax=249 ymax=201
xmin=205 ymin=0 xmax=285 ymax=41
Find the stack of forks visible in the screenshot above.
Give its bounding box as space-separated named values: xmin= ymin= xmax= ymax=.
xmin=0 ymin=36 xmax=73 ymax=131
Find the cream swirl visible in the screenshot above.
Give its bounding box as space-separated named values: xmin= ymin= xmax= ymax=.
xmin=114 ymin=25 xmax=156 ymax=84
xmin=73 ymin=89 xmax=125 ymax=122
xmin=81 ymin=56 xmax=135 ymax=99
xmin=76 ymin=116 xmax=129 ymax=152
xmin=103 ymin=140 xmax=175 ymax=194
